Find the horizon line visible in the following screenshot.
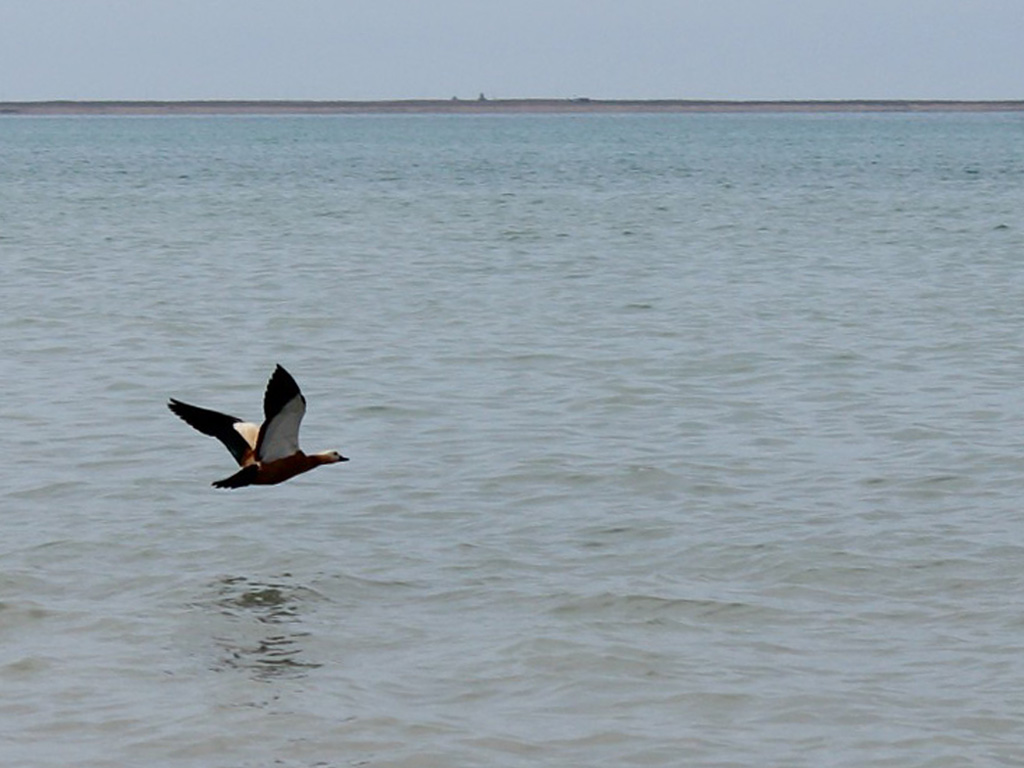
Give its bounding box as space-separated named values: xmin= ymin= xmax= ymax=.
xmin=3 ymin=98 xmax=1024 ymax=115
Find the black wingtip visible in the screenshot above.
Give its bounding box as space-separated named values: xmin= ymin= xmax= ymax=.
xmin=167 ymin=398 xmax=195 ymax=420
xmin=167 ymin=398 xmax=192 ymax=421
xmin=263 ymin=364 xmax=303 ymax=421
xmin=270 ymin=364 xmax=299 ymax=390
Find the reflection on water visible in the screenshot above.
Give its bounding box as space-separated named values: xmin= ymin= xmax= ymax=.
xmin=205 ymin=574 xmax=323 ymax=680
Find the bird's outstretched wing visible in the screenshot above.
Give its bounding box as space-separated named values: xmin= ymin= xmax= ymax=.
xmin=256 ymin=364 xmax=306 ymax=463
xmin=168 ymin=398 xmax=254 ymax=466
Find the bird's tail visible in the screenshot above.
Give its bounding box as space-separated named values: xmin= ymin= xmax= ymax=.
xmin=212 ymin=464 xmax=259 ymax=489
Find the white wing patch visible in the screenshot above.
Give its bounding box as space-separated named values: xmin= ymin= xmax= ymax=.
xmin=232 ymin=422 xmax=260 ymax=450
xmin=258 ymin=395 xmax=305 ymax=462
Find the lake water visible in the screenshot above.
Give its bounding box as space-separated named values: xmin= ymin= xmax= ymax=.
xmin=3 ymin=112 xmax=1024 ymax=767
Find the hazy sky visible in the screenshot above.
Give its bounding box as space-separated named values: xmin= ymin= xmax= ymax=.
xmin=1 ymin=0 xmax=1021 ymax=101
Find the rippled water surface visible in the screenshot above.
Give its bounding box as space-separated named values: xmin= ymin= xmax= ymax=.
xmin=3 ymin=113 xmax=1024 ymax=766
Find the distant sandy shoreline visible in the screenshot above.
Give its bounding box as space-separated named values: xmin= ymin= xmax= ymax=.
xmin=3 ymin=99 xmax=1024 ymax=116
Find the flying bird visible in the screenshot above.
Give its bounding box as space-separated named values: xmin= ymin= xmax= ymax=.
xmin=168 ymin=364 xmax=348 ymax=488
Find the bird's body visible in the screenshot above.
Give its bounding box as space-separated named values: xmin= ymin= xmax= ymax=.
xmin=168 ymin=365 xmax=347 ymax=488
